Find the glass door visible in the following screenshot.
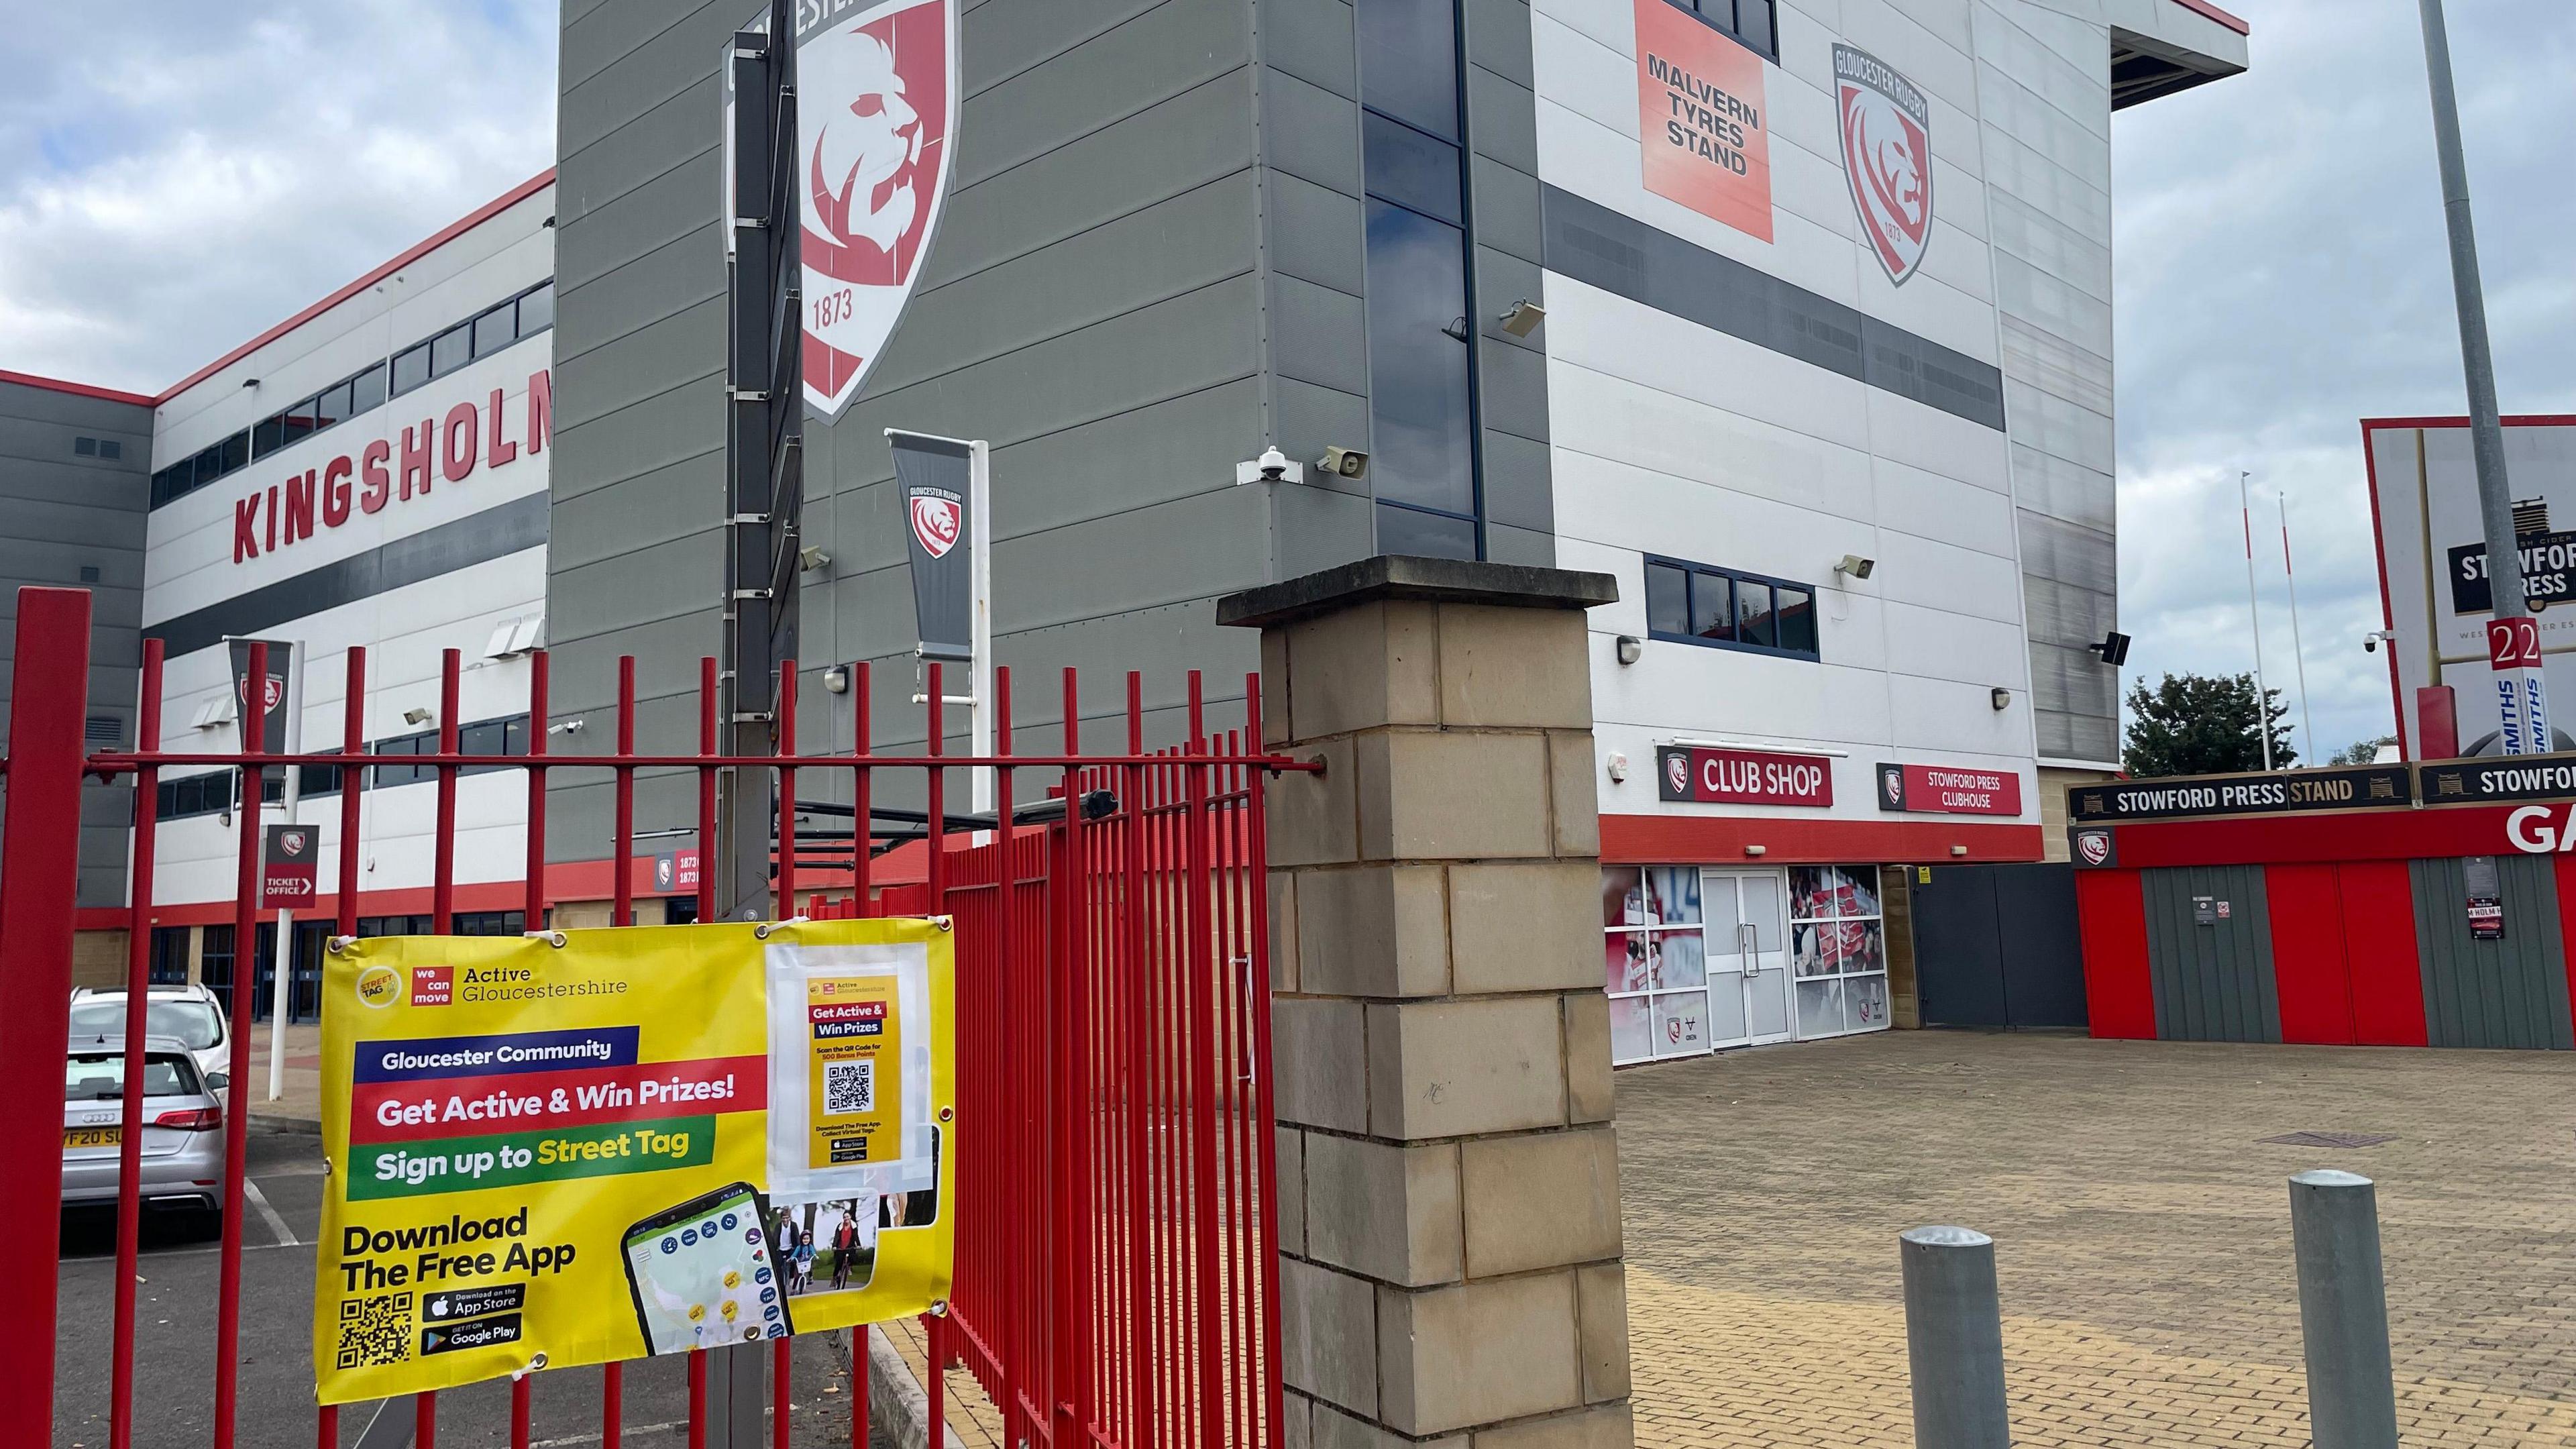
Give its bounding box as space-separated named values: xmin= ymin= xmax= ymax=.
xmin=1788 ymin=865 xmax=1893 ymax=1040
xmin=1602 ymin=867 xmax=1713 ymax=1065
xmin=1706 ymin=869 xmax=1792 ymax=1046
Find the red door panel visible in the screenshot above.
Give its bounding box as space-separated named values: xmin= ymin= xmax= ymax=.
xmin=2339 ymin=859 xmax=2428 ymax=1047
xmin=2267 ymin=863 xmax=2356 ymax=1044
xmin=2076 ymin=869 xmax=2156 ymax=1040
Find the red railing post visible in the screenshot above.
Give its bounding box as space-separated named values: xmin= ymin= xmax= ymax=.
xmin=0 ymin=586 xmax=92 ymax=1444
xmin=109 ymin=636 xmax=162 ymax=1449
xmin=213 ymin=638 xmax=268 ymax=1448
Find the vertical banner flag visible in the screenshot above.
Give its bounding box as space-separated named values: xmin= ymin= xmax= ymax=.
xmin=312 ymin=918 xmax=956 ymax=1403
xmin=796 ymin=0 xmax=959 ymax=417
xmin=1833 ymin=44 xmax=1933 ymax=286
xmin=264 ymin=824 xmax=320 ymax=907
xmin=1633 ymin=0 xmax=1773 ymax=242
xmin=888 ymin=431 xmax=974 ymax=661
xmin=227 ymin=638 xmax=294 ymax=752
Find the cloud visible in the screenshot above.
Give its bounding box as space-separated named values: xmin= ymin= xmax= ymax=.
xmin=2110 ymin=1 xmax=2576 ymax=764
xmin=0 ymin=0 xmax=557 ymax=396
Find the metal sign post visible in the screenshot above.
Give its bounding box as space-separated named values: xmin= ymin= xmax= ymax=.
xmin=714 ymin=1 xmax=799 ymax=1441
xmin=266 ymin=643 xmax=303 ymax=1100
xmin=889 ymin=430 xmax=994 ymax=815
xmin=2417 ymin=0 xmax=2550 ymax=754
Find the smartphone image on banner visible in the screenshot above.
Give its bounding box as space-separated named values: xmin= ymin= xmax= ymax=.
xmin=622 ymin=1182 xmax=794 ymax=1356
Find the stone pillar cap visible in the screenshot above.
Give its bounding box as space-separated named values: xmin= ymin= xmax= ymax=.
xmin=1216 ymin=553 xmax=1619 ymax=629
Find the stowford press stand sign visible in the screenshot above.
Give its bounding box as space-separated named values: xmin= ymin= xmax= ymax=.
xmin=2067 ymin=766 xmax=2413 ymax=823
xmin=315 ymin=918 xmax=954 ymax=1401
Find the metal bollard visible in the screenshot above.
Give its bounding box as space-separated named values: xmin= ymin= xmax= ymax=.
xmin=2290 ymin=1170 xmax=2400 ymax=1449
xmin=1900 ymin=1225 xmax=2011 ymax=1448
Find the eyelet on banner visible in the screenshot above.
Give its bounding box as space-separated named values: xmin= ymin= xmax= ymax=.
xmin=327 ymin=936 xmax=356 ymax=955
xmin=934 ymin=915 xmax=955 ymax=932
xmin=938 ymin=1106 xmax=955 ymax=1124
xmin=928 ymin=1299 xmax=950 ymax=1318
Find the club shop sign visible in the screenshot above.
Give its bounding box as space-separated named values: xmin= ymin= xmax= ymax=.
xmin=229 ymin=370 xmax=550 ymax=566
xmin=1657 ymin=745 xmax=1832 ymax=808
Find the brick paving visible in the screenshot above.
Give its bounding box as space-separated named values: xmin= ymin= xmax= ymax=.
xmin=1615 ymin=1030 xmax=2576 ymax=1448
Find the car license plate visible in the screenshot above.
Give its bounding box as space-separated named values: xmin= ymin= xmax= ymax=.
xmin=62 ymin=1127 xmax=120 ymax=1148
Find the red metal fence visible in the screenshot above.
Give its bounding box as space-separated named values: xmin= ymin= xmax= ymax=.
xmin=0 ymin=584 xmax=1290 ymax=1449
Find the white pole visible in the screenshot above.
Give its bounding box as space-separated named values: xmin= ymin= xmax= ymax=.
xmin=2280 ymin=493 xmax=2316 ymax=765
xmin=266 ymin=642 xmax=304 ymax=1102
xmin=2241 ymin=470 xmax=2274 ymax=771
xmin=969 ymin=439 xmax=995 ymax=820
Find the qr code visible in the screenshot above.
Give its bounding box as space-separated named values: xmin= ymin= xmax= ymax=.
xmin=335 ymin=1291 xmax=413 ymax=1370
xmin=823 ymin=1058 xmax=875 ymax=1115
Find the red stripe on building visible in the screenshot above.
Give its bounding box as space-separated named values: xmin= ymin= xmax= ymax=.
xmin=2264 ymin=863 xmax=2355 ymax=1045
xmin=1599 ymin=814 xmax=2041 ymax=866
xmin=349 ymin=1055 xmax=765 ymax=1144
xmin=2341 ymin=860 xmax=2428 ymax=1048
xmin=0 ymin=370 xmax=156 ymax=408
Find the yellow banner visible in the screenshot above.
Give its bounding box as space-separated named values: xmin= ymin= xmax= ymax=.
xmin=313 ymin=919 xmax=955 ymax=1403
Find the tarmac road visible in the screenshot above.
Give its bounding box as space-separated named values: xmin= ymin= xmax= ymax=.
xmin=54 ymin=1123 xmax=861 ymax=1448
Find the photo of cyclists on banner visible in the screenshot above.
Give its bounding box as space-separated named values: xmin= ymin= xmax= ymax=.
xmin=759 ymin=1127 xmax=942 ymax=1300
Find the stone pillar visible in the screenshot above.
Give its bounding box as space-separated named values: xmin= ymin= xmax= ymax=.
xmin=1218 ymin=557 xmax=1631 ymax=1449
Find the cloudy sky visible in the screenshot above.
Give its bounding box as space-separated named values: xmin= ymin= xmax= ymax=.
xmin=3 ymin=1 xmax=2571 ymax=766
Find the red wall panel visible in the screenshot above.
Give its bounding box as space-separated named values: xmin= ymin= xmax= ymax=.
xmin=2076 ymin=869 xmax=2157 ymax=1039
xmin=2265 ymin=863 xmax=2356 ymax=1044
xmin=2555 ymin=855 xmax=2576 ymax=1046
xmin=2339 ymin=859 xmax=2428 ymax=1048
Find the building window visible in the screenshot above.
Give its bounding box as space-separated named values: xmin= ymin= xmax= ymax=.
xmin=1357 ymin=0 xmax=1483 ymax=561
xmin=74 ymin=436 xmax=97 ymax=456
xmin=199 ymin=925 xmax=236 ymax=1015
xmin=148 ymin=927 xmax=192 ymax=986
xmin=1642 ymin=555 xmax=1818 ymax=660
xmin=1668 ymin=0 xmax=1777 ymax=60
xmin=1603 ymin=866 xmax=1712 ymax=1066
xmin=1788 ymin=867 xmax=1889 ymax=1038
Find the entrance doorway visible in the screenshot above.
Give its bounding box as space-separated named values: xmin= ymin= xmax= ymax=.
xmin=1703 ymin=869 xmax=1792 ymax=1048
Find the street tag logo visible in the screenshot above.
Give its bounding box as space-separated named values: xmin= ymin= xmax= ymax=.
xmin=798 ymin=0 xmax=959 ymax=417
xmin=1834 ymin=44 xmax=1933 ymax=286
xmin=355 ymin=965 xmax=402 ymax=1010
xmin=908 ymin=489 xmax=963 ymax=559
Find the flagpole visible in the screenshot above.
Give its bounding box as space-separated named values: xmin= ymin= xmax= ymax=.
xmin=2241 ymin=470 xmax=2274 ymax=769
xmin=2279 ymin=492 xmax=2316 ymax=764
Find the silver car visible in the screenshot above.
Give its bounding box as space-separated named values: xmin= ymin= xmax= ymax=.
xmin=67 ymin=985 xmax=232 ymax=1098
xmin=62 ymin=1037 xmax=228 ymax=1220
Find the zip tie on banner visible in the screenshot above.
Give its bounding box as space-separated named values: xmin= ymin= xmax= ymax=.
xmin=327 ymin=936 xmax=357 ymax=955
xmin=513 ymin=1352 xmax=549 ymax=1379
xmin=523 ymin=930 xmax=568 ymax=947
xmin=753 ymin=916 xmax=811 ymax=940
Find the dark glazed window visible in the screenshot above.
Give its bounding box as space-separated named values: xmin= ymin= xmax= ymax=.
xmin=1358 ymin=0 xmax=1481 ymax=561
xmin=1642 ymin=555 xmax=1820 ymax=661
xmin=350 ymin=363 xmax=388 ymax=414
xmin=516 ymin=282 xmax=555 ymax=335
xmin=1669 ymin=0 xmax=1778 ymax=61
xmin=472 ymin=303 xmax=517 ymax=359
xmin=429 ymin=323 xmax=472 ymax=378
xmin=316 ymin=381 xmax=354 ymax=426
xmin=392 ymin=344 xmax=431 ymax=395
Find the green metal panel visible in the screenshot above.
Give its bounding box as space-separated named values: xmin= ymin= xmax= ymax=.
xmin=2140 ymin=865 xmax=2280 ymax=1043
xmin=2408 ymin=856 xmax=2575 ymax=1051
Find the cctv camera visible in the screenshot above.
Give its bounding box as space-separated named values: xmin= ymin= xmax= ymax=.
xmin=1318 ymin=446 xmax=1370 ymax=480
xmin=1237 ymin=447 xmax=1303 ymax=486
xmin=798 ymin=545 xmax=833 ymax=573
xmin=2363 ymin=635 xmax=2378 ymax=653
xmin=1833 ymin=554 xmax=1876 ymax=580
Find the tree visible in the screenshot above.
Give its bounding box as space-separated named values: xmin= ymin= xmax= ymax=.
xmin=2330 ymin=736 xmax=2398 ymax=766
xmin=2121 ymin=672 xmax=2298 ymax=777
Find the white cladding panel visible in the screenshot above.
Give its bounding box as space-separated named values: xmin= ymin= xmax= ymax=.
xmin=140 ymin=189 xmax=554 ymax=910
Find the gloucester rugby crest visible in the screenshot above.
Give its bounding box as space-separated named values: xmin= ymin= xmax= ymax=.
xmin=797 ymin=0 xmax=958 ymax=417
xmin=909 ymin=490 xmax=963 ymax=559
xmin=1833 ymin=44 xmax=1933 ymax=286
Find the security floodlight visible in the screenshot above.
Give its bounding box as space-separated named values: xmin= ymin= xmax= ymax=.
xmin=2087 ymin=631 xmax=2133 ymax=667
xmin=402 ymin=707 xmax=434 ymax=727
xmin=1318 ymin=446 xmax=1369 ymax=480
xmin=1833 ymin=554 xmax=1876 ymax=580
xmin=799 ymin=545 xmax=833 ymax=573
xmin=547 ymin=718 xmax=585 ymax=736
xmin=1498 ymin=299 xmax=1546 ymax=337
xmin=1615 ymin=635 xmax=1644 ymax=666
xmin=823 ymin=665 xmax=851 ymax=695
xmin=1990 ymin=687 xmax=2012 ymax=712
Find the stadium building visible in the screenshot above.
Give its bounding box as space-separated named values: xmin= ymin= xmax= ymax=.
xmin=4 ymin=0 xmax=2250 ymax=1055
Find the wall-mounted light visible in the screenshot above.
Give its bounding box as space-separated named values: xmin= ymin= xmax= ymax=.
xmin=1615 ymin=635 xmax=1643 ymax=666
xmin=547 ymin=718 xmax=585 ymax=736
xmin=1605 ymin=751 xmax=1629 ymax=784
xmin=1833 ymin=554 xmax=1876 ymax=580
xmin=402 ymin=706 xmax=435 ymax=727
xmin=1743 ymin=845 xmax=1768 ymax=858
xmin=799 ymin=546 xmax=833 ymax=573
xmin=823 ymin=665 xmax=851 ymax=695
xmin=1950 ymin=845 xmax=1970 ymax=857
xmin=1990 ymin=687 xmax=2012 ymax=712
xmin=1498 ymin=299 xmax=1546 ymax=337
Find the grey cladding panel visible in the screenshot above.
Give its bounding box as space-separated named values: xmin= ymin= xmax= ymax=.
xmin=1262 ymin=69 xmax=1362 ymax=195
xmin=963 ymin=0 xmax=1167 ymax=92
xmin=2410 ymin=857 xmax=2575 ymax=1051
xmin=2140 ymin=866 xmax=2279 ymax=1043
xmin=869 ymin=173 xmax=1260 ymax=398
xmin=1463 ymin=0 xmax=1534 ymax=89
xmin=555 ymin=72 xmax=718 ymax=216
xmin=926 ymin=74 xmax=1256 ymax=288
xmin=553 ymin=225 xmax=724 ymax=366
xmin=1268 ymin=273 xmax=1368 ymax=397
xmin=1470 ymin=156 xmax=1543 ymax=266
xmin=953 ymin=0 xmax=1249 ymax=189
xmin=1258 ymin=0 xmax=1357 ymax=99
xmin=1267 ymin=171 xmax=1366 ymax=295
xmin=555 ymin=148 xmax=721 ymax=294
xmin=1542 ymin=186 xmax=2006 ymax=432
xmin=1463 ymin=64 xmax=1538 ymax=176
xmin=555 ymin=294 xmax=726 ymax=423
xmin=549 ymin=378 xmax=723 ymax=498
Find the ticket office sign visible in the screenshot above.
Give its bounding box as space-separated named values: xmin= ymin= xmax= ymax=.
xmin=315 ymin=919 xmax=955 ymax=1404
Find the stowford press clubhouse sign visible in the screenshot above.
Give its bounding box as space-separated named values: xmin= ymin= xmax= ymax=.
xmin=2067 ymin=766 xmax=2413 ymax=823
